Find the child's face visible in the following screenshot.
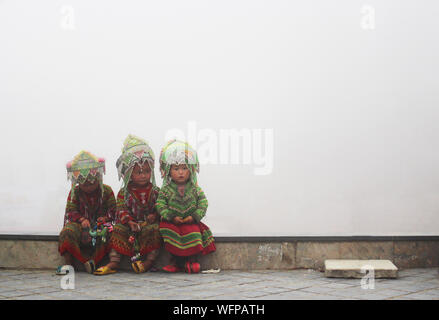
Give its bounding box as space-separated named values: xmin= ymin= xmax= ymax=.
xmin=79 ymin=178 xmax=99 ymax=194
xmin=131 ymin=162 xmax=151 ymax=186
xmin=170 ymin=164 xmax=190 ymax=184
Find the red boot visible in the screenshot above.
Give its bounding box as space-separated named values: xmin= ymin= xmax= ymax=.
xmin=162 ymin=264 xmax=181 ymax=273
xmin=185 ymin=261 xmax=201 ymax=274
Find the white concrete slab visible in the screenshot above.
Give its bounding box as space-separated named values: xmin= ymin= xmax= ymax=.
xmin=324 ymin=259 xmax=398 ymax=278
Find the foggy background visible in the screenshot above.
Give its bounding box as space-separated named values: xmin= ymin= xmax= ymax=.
xmin=0 ymin=0 xmax=438 ymax=236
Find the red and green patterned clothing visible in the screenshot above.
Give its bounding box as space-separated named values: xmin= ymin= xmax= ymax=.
xmin=156 ymin=181 xmax=215 ymax=257
xmin=59 ymin=184 xmax=116 ymax=264
xmin=109 ymin=183 xmax=162 ymax=257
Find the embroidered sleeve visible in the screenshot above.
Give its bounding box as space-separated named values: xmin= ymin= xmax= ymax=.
xmin=103 ymin=185 xmax=117 ymax=223
xmin=64 ymin=187 xmax=82 ymax=225
xmin=149 ymin=187 xmax=160 ymax=221
xmin=155 ymin=187 xmax=176 ymax=222
xmin=191 ymin=186 xmax=208 ymax=223
xmin=116 ymin=190 xmax=135 ymax=224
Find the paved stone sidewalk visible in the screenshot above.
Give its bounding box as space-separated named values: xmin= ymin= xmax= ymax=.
xmin=0 ymin=268 xmax=438 ymax=300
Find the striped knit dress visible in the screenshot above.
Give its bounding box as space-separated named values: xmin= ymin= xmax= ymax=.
xmin=156 ymin=181 xmax=216 ymax=257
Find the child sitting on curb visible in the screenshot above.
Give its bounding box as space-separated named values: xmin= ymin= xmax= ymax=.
xmin=58 ymin=151 xmax=116 ymax=274
xmin=94 ymin=135 xmax=161 ymax=275
xmin=157 ymin=140 xmax=216 ymax=273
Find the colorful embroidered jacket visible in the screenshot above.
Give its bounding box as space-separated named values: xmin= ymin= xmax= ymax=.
xmin=64 ymin=184 xmax=116 ymax=226
xmin=116 ymin=182 xmax=160 ymax=225
xmin=156 ymin=181 xmax=208 ymax=223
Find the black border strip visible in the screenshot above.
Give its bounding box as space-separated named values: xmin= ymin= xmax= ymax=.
xmin=1 ymin=234 xmax=439 ymax=242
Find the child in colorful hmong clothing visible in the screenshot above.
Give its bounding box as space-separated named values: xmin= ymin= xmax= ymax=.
xmin=157 ymin=140 xmax=216 ymax=273
xmin=95 ymin=135 xmax=162 ymax=275
xmin=58 ymin=151 xmax=116 ymax=274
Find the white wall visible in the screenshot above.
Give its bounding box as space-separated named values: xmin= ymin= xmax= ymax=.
xmin=1 ymin=0 xmax=438 ymax=236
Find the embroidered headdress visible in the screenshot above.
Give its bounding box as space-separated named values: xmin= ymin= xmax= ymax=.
xmin=66 ymin=151 xmax=106 ymax=197
xmin=159 ymin=139 xmax=199 ymax=187
xmin=116 ymin=134 xmax=156 ymax=193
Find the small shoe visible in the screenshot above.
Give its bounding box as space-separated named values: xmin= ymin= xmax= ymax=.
xmin=84 ymin=260 xmax=96 ymax=274
xmin=185 ymin=261 xmax=201 ymax=274
xmin=191 ymin=262 xmax=201 ymax=273
xmin=93 ymin=266 xmax=117 ymax=276
xmin=185 ymin=261 xmax=192 ymax=274
xmin=132 ymin=261 xmax=146 ymax=274
xmin=162 ymin=265 xmax=181 ymax=273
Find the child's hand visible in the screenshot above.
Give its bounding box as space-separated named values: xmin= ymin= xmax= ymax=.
xmin=81 ymin=219 xmax=90 ymax=229
xmin=97 ymin=217 xmax=106 ymax=224
xmin=173 ymin=217 xmax=184 ymax=225
xmin=183 ymin=216 xmax=194 ymax=224
xmin=146 ymin=214 xmax=156 ymax=224
xmin=128 ymin=221 xmax=141 ymax=232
